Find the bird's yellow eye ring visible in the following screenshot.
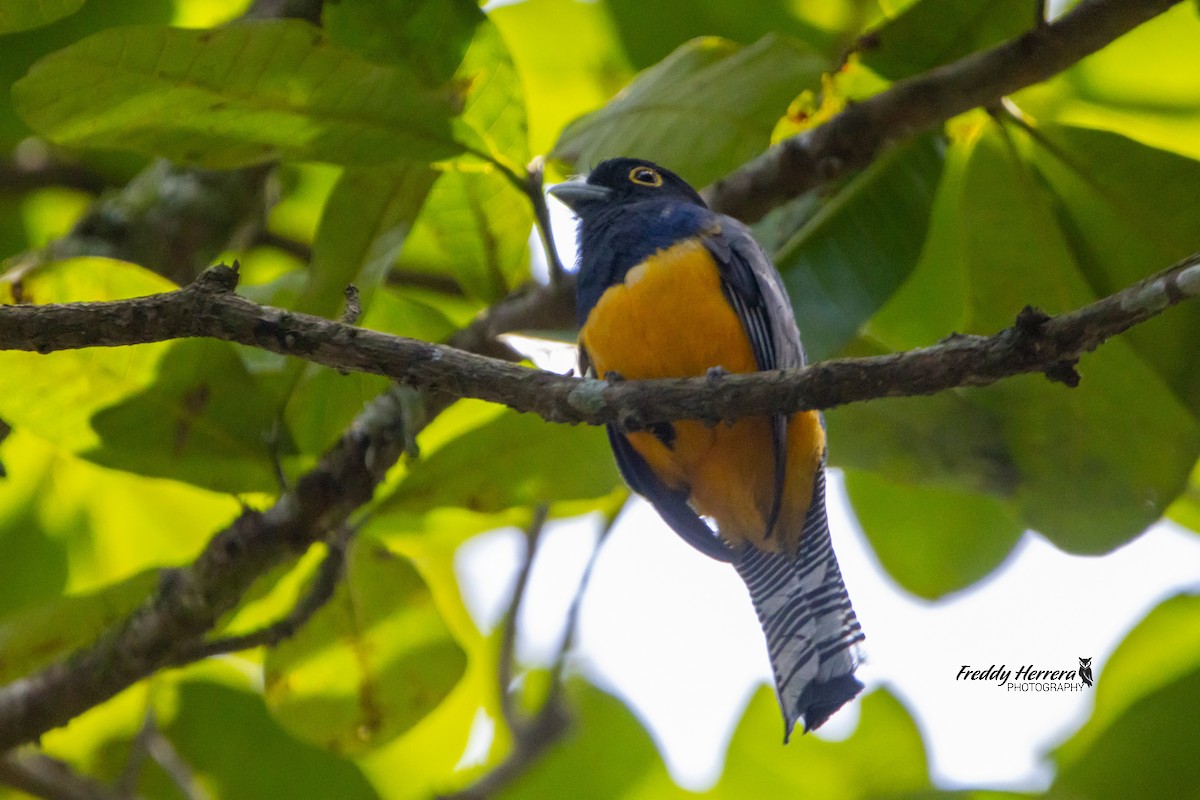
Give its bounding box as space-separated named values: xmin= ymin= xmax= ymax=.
xmin=628 ymin=166 xmax=663 ymax=187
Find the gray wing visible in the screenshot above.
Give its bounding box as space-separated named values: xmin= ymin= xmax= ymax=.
xmin=705 ymin=216 xmax=806 ymax=371
xmin=704 ymin=216 xmax=807 ymax=538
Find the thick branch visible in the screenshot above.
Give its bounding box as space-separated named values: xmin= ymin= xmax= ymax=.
xmin=2 ymin=253 xmax=1198 ymax=429
xmin=704 ymin=0 xmax=1182 ymax=221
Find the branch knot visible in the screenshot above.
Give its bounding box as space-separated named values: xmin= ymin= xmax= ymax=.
xmin=193 ymin=262 xmax=240 ymax=294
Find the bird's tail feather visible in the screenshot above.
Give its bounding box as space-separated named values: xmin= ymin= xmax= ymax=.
xmin=734 ymin=469 xmax=864 ymax=740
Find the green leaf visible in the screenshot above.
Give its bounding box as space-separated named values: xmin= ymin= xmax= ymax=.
xmin=0 ymin=570 xmax=156 ymax=684
xmin=843 ymin=469 xmax=1022 ymax=599
xmin=489 ymin=0 xmax=632 ymax=155
xmin=296 ymin=163 xmax=437 ymax=318
xmin=1023 ymin=3 xmax=1200 ymax=161
xmin=381 ymin=410 xmax=622 ymax=514
xmin=455 ymin=20 xmax=528 ymax=171
xmin=0 ymin=196 xmax=29 ymax=264
xmin=497 ymin=679 xmax=681 ymax=800
xmin=0 ymin=433 xmax=69 ymax=615
xmin=552 ymin=34 xmax=826 ymax=188
xmin=13 ymin=21 xmax=472 ymax=168
xmin=360 ymin=289 xmax=463 ymax=342
xmin=603 ymin=0 xmax=838 ymax=69
xmin=1026 ymin=125 xmax=1200 ymax=413
xmin=326 ymin=0 xmax=528 ymax=172
xmin=862 ymin=127 xmax=975 ymax=348
xmin=826 ymin=361 xmax=1020 ymax=495
xmin=861 ymin=0 xmax=1039 ymax=80
xmin=0 ymin=0 xmax=173 ymax=151
xmin=265 ymin=162 xmax=341 ymax=248
xmin=1166 ymin=462 xmax=1200 ymax=533
xmin=1050 ymin=665 xmax=1200 ymax=800
xmin=158 ymin=668 xmax=379 ymax=800
xmin=709 ymin=686 xmax=930 ymax=799
xmin=0 ymin=430 xmax=238 ymax=598
xmin=766 ymin=134 xmax=944 ymax=360
xmin=0 ymin=0 xmax=86 ymax=34
xmin=827 ymin=379 xmax=1025 ymax=597
xmin=284 ymin=369 xmax=392 ymax=457
xmin=87 ymin=339 xmax=285 ymax=494
xmin=270 ymin=161 xmax=439 ymax=460
xmin=957 ymin=126 xmax=1200 ymax=552
xmin=324 ymin=0 xmax=477 ymax=86
xmin=349 ymin=511 xmax=524 ymax=800
xmin=832 ymin=120 xmax=1200 ymax=587
xmin=394 ymin=166 xmax=532 ymax=302
xmin=0 ymin=258 xmax=173 ymax=453
xmin=265 ymin=531 xmax=467 ymax=755
xmin=1053 ymin=593 xmax=1200 ymax=768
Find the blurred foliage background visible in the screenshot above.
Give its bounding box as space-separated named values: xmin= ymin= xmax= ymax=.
xmin=0 ymin=0 xmax=1199 ymax=797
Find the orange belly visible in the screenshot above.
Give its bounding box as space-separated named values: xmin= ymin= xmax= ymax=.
xmin=579 ymin=238 xmax=825 ymax=553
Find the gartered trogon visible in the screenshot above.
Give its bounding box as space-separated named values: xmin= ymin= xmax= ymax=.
xmin=549 ymin=158 xmax=865 ymax=738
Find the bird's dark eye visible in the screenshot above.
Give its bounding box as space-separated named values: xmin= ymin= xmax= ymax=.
xmin=628 ymin=166 xmax=663 ymax=187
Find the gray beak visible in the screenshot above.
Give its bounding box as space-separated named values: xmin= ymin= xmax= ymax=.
xmin=547 ymin=181 xmax=612 ymax=213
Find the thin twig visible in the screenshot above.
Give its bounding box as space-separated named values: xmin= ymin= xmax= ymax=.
xmin=340 ymin=285 xmax=361 ymax=326
xmin=116 ymin=702 xmax=152 ymax=798
xmin=0 ymin=750 xmax=125 ymax=800
xmin=547 ymin=504 xmax=623 ymax=692
xmin=496 ymin=506 xmax=550 ymax=735
xmin=524 ymin=157 xmax=569 ymax=288
xmin=142 ymin=728 xmax=208 ymax=800
xmin=178 ymin=523 xmax=356 ymax=661
xmin=119 ymin=706 xmax=209 ymax=800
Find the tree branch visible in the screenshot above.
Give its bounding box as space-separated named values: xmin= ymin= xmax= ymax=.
xmin=703 ymin=0 xmax=1182 ymax=221
xmin=0 ymin=384 xmax=418 ymax=752
xmin=496 ymin=506 xmax=549 ymax=736
xmin=119 ymin=708 xmax=209 ymax=800
xmin=0 ymin=157 xmax=111 ymax=196
xmin=175 ymin=523 xmax=356 ymax=661
xmin=0 ymin=751 xmax=126 ymax=800
xmin=3 ymin=252 xmax=1198 ymax=430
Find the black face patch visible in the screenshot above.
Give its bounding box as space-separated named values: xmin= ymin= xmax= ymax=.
xmin=650 ymin=421 xmax=676 ymax=449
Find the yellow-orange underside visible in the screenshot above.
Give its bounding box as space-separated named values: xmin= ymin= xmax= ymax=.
xmin=579 ymin=238 xmax=825 ymax=553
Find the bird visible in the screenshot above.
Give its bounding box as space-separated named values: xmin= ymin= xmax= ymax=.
xmin=549 ymin=157 xmax=865 ymax=739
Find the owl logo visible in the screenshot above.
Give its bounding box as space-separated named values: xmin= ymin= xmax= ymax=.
xmin=1078 ymin=657 xmax=1094 ymax=687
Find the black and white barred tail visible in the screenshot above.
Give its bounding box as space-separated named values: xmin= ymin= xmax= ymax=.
xmin=734 ymin=468 xmax=865 ymax=740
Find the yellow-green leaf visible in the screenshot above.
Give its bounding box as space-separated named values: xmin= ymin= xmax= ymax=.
xmin=0 ymin=0 xmax=85 ymax=35
xmin=552 ymin=34 xmax=825 ymax=188
xmin=265 ymin=532 xmax=467 ymax=755
xmin=13 ymin=21 xmax=472 ymax=168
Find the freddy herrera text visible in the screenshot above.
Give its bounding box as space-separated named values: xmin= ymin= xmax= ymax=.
xmin=956 ymin=664 xmax=1089 ymax=691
